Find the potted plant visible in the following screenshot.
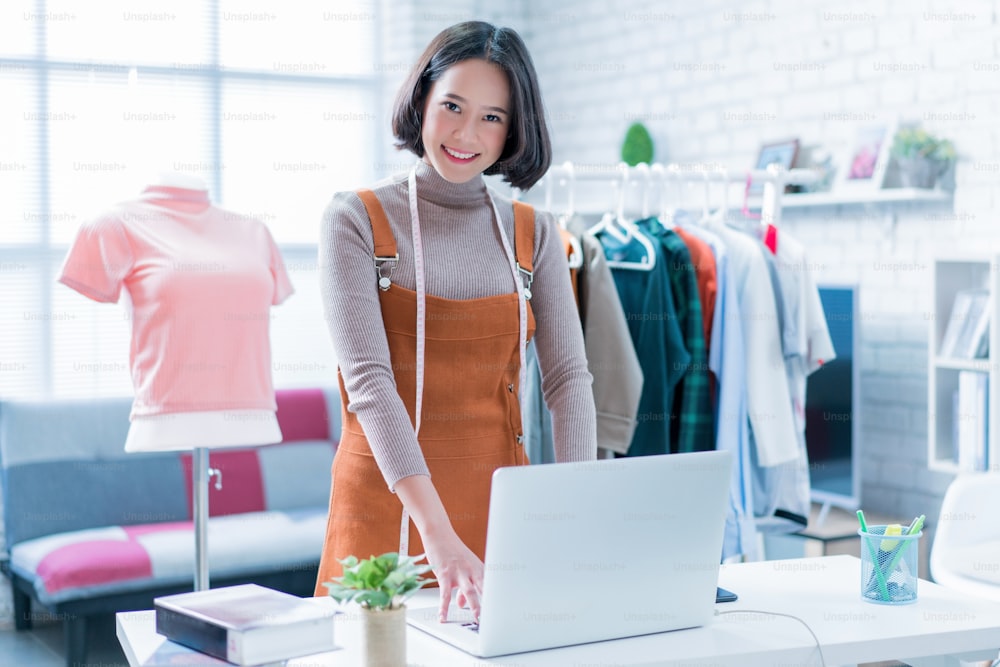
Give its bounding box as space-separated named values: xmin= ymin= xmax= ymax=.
xmin=323 ymin=552 xmax=435 ymax=667
xmin=890 ymin=126 xmax=956 ymax=189
xmin=621 ymin=122 xmax=654 ymax=166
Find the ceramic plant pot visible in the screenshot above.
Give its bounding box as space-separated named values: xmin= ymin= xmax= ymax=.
xmin=896 ymin=156 xmax=941 ymax=189
xmin=361 ymin=605 xmax=407 ymax=667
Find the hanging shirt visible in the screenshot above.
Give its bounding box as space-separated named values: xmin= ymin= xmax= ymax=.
xmin=674 ymin=226 xmax=717 ymax=350
xmin=523 ymin=224 xmax=642 ymax=462
xmin=678 ymin=212 xmax=758 ymax=560
xmin=58 ymin=189 xmax=293 ymax=418
xmin=702 ymin=216 xmax=798 ymax=467
xmin=637 ymin=218 xmax=714 ymax=454
xmin=576 ymin=231 xmax=644 ymax=455
xmin=753 ymin=231 xmax=837 ymax=532
xmin=587 ymin=224 xmax=686 ymax=457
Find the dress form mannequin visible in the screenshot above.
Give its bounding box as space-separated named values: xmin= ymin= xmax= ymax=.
xmin=59 ymin=171 xmax=293 ymax=589
xmin=125 ymin=173 xmax=283 ymax=452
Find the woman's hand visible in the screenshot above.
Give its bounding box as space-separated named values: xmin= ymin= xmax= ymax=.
xmin=420 ymin=525 xmax=485 ymax=622
xmin=393 ymin=474 xmax=483 ymax=622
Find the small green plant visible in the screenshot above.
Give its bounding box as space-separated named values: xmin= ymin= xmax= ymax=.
xmin=891 ymin=126 xmax=956 ymax=162
xmin=323 ymin=552 xmax=435 ymax=611
xmin=621 ymin=122 xmax=654 ymax=166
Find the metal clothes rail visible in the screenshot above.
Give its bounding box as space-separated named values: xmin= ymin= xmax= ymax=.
xmin=530 ymin=161 xmax=820 ymax=227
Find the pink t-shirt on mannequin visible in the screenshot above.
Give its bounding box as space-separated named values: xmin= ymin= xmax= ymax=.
xmin=58 ymin=174 xmax=294 ymax=452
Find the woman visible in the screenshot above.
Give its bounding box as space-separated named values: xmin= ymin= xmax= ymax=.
xmin=316 ymin=21 xmax=597 ymax=622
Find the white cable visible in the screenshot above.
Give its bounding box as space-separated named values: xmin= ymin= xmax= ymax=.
xmin=715 ymin=609 xmax=827 ymax=667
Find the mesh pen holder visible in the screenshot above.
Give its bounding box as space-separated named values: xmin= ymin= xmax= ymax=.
xmin=858 ymin=525 xmax=922 ymax=605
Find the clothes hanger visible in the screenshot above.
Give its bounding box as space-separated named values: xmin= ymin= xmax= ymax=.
xmin=709 ymin=166 xmax=731 ymax=224
xmin=636 ymin=162 xmax=652 ymax=220
xmin=553 ymin=161 xmax=584 ymax=270
xmin=657 ymin=164 xmax=680 ymax=229
xmin=700 ymin=169 xmax=712 ymax=221
xmin=586 ymin=163 xmax=656 ymax=271
xmin=587 ymin=166 xmax=629 ymax=244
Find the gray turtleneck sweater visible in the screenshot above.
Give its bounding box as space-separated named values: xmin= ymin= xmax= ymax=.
xmin=318 ymin=160 xmax=597 ymax=490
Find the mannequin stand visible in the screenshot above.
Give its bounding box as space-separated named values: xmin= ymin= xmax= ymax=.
xmin=193 ymin=448 xmax=222 ymax=591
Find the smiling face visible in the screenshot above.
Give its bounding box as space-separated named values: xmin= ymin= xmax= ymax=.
xmin=420 ymin=58 xmax=512 ymax=184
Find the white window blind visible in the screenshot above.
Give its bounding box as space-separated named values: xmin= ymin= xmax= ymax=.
xmin=1 ymin=0 xmax=377 ymax=400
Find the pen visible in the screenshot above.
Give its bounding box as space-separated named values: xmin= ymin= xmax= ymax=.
xmin=882 ymin=515 xmax=925 ymax=581
xmin=857 ymin=510 xmax=891 ymax=602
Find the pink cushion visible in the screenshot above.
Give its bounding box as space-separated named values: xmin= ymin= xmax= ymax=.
xmin=37 ymin=539 xmax=152 ymax=594
xmin=275 ymin=388 xmax=330 ymax=442
xmin=180 ymin=450 xmax=265 ymax=518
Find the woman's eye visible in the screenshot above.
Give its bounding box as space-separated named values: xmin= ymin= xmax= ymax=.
xmin=444 ymin=102 xmax=460 ymax=112
xmin=484 ymin=114 xmax=502 ymax=123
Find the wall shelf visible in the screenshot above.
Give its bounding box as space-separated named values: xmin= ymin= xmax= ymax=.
xmin=773 ymin=188 xmax=952 ymax=209
xmin=934 ymin=357 xmax=991 ymax=372
xmin=751 ymin=188 xmax=952 ymax=209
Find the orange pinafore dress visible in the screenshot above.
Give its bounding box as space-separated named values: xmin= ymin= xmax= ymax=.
xmin=314 ymin=185 xmax=537 ymax=591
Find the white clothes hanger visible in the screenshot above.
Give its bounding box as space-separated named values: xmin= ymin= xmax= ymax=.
xmin=562 ymin=160 xmax=576 ymax=222
xmin=636 ymin=162 xmax=652 ymax=220
xmin=550 ymin=161 xmax=583 ymax=270
xmin=587 ymin=163 xmax=656 ymax=271
xmin=701 ymin=169 xmax=712 ymax=221
xmin=561 ymin=163 xmax=584 ymax=270
xmin=657 ymin=164 xmax=680 ymax=229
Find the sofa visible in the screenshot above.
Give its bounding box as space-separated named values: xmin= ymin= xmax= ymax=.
xmin=0 ymin=387 xmax=341 ymax=667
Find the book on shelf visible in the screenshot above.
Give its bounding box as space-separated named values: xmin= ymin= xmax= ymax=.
xmin=956 ymin=371 xmax=989 ymax=472
xmin=154 ymin=584 xmax=338 ymax=666
xmin=940 ymin=289 xmax=989 ymax=359
xmin=968 ymin=294 xmax=992 ymax=359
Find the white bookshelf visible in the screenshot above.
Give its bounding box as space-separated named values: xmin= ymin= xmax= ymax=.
xmin=928 ymin=257 xmax=1000 ymax=473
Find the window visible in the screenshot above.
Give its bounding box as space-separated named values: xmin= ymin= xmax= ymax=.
xmin=1 ymin=1 xmax=378 ymax=400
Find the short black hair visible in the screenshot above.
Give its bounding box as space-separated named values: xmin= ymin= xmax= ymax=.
xmin=392 ymin=21 xmax=552 ymax=191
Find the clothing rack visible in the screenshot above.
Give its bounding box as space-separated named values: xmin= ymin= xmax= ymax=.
xmin=531 ymin=161 xmax=820 ymax=228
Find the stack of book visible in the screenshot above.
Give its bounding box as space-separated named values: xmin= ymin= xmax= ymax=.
xmin=154 ymin=584 xmax=338 ymax=666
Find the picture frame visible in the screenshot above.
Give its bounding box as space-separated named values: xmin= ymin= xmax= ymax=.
xmin=751 ymin=138 xmax=799 ymax=194
xmin=835 ymin=120 xmax=896 ymax=193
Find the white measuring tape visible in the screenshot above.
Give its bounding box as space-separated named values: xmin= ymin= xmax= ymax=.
xmin=398 ymin=163 xmax=529 ymax=556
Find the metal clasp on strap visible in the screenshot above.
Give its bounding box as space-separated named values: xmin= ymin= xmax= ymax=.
xmin=517 ymin=264 xmax=534 ymax=300
xmin=374 ymin=253 xmax=399 ymax=291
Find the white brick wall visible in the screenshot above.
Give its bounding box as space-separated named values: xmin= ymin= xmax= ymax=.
xmin=519 ymin=1 xmax=1000 ymax=527
xmin=380 ymin=1 xmax=1000 ymax=537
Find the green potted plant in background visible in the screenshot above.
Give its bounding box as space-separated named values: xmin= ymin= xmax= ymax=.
xmin=890 ymin=126 xmax=956 ymax=189
xmin=621 ymin=121 xmax=654 ymax=166
xmin=324 ymin=552 xmax=435 ymax=667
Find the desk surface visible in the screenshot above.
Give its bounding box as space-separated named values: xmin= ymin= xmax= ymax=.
xmin=117 ymin=555 xmax=1000 ymax=667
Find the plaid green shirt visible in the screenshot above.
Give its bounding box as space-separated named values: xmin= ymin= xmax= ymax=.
xmin=638 ymin=218 xmax=715 ymax=453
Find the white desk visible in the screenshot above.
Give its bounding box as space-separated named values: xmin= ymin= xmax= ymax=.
xmin=117 ymin=555 xmax=1000 ymax=667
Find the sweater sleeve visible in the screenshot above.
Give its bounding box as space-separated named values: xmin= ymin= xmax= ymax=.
xmin=318 ymin=191 xmax=429 ymax=490
xmin=528 ymin=209 xmax=598 ymax=462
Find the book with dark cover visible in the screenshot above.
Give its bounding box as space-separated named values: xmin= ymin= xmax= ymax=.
xmin=154 ymin=584 xmax=337 ymax=666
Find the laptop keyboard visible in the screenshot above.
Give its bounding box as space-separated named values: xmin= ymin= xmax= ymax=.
xmin=460 ymin=621 xmax=480 ymax=633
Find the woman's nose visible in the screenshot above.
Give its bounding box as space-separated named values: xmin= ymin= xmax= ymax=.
xmin=452 ymin=116 xmax=475 ymax=141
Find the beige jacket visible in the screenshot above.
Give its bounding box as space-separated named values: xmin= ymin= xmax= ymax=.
xmin=577 ymin=232 xmax=644 ymax=455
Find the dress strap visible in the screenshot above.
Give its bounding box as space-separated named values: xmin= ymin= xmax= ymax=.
xmin=356 ymin=189 xmax=398 ymax=260
xmin=512 ymin=201 xmax=535 ymax=299
xmin=357 ymin=189 xmax=399 ymax=291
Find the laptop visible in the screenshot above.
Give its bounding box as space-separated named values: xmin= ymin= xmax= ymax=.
xmin=406 ymin=449 xmax=732 ymax=657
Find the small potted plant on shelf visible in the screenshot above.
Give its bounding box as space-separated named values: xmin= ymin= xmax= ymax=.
xmin=890 ymin=126 xmax=956 ymax=189
xmin=323 ymin=552 xmax=435 ymax=667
